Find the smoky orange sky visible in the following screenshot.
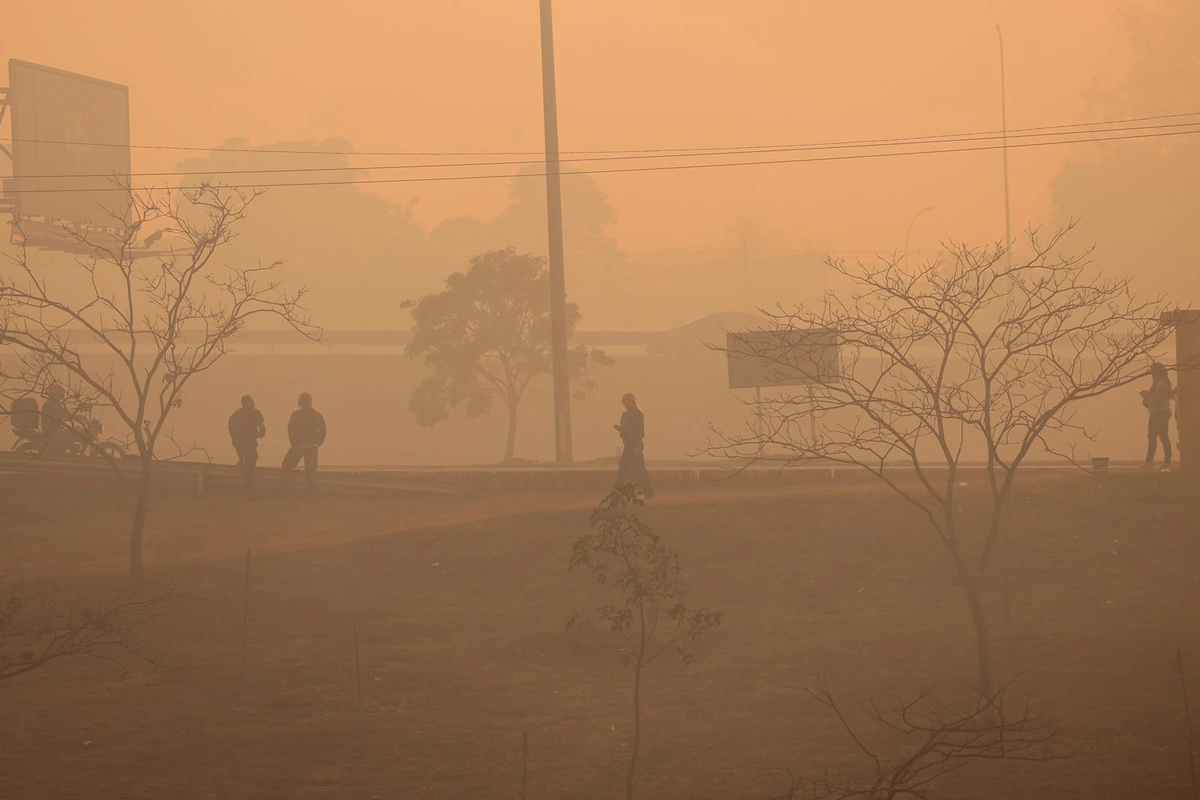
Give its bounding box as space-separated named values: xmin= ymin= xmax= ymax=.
xmin=2 ymin=1 xmax=1139 ymax=257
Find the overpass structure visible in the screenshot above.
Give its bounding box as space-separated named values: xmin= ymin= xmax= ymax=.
xmin=220 ymin=329 xmax=669 ymax=355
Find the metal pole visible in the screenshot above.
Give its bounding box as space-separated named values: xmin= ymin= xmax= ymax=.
xmin=902 ymin=206 xmax=934 ymax=262
xmin=540 ymin=0 xmax=573 ymax=463
xmin=754 ymin=386 xmax=763 ymax=438
xmin=740 ymin=237 xmax=750 ymax=312
xmin=998 ymin=25 xmax=1014 ymax=636
xmin=808 ymin=385 xmax=817 ymax=443
xmin=997 ymin=26 xmax=1013 ymax=269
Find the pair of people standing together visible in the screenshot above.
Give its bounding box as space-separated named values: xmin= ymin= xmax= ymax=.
xmin=228 ymin=393 xmax=327 ymax=499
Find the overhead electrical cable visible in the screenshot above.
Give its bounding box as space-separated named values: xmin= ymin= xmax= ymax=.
xmin=4 ymin=124 xmax=1199 ymax=194
xmin=6 ymin=118 xmax=1200 ymax=182
xmin=1 ymin=110 xmax=1197 ymax=159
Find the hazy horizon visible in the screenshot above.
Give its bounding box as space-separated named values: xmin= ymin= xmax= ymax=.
xmin=1 ymin=1 xmax=1154 ymax=260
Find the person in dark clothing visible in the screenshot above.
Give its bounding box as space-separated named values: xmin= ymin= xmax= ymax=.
xmin=1140 ymin=362 xmax=1176 ymax=467
xmin=228 ymin=395 xmax=267 ymax=499
xmin=281 ymin=392 xmax=326 ymax=491
xmin=40 ymin=384 xmax=74 ymax=456
xmin=613 ymin=392 xmax=654 ymax=499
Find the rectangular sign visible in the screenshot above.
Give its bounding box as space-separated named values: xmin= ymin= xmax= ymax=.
xmin=726 ymin=329 xmax=840 ymax=389
xmin=7 ymin=60 xmax=131 ymax=228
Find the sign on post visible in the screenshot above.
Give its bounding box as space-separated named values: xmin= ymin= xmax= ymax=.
xmin=5 ymin=60 xmax=131 ymax=251
xmin=725 ymin=328 xmax=840 ymax=390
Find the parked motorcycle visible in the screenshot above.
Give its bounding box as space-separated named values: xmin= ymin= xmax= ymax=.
xmin=9 ymin=396 xmax=126 ymax=459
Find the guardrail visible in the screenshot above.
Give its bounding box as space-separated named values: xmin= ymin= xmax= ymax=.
xmin=0 ymin=452 xmax=1145 ymax=496
xmin=0 ymin=453 xmax=466 ymax=497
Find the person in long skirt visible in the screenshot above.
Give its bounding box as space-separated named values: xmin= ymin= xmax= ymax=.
xmin=613 ymin=392 xmax=654 ymax=499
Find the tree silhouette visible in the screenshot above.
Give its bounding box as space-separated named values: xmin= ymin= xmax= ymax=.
xmin=1 ymin=182 xmax=313 ymax=585
xmin=403 ymin=248 xmax=612 ymax=461
xmin=568 ymin=486 xmax=722 ymax=800
xmin=704 ymin=228 xmax=1171 ymax=695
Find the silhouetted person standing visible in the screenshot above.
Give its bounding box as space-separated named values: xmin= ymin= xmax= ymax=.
xmin=613 ymin=392 xmax=654 ymax=499
xmin=228 ymin=395 xmax=266 ymax=499
xmin=40 ymin=384 xmax=73 ymax=456
xmin=282 ymin=392 xmax=326 ymax=492
xmin=1140 ymin=362 xmax=1176 ymax=468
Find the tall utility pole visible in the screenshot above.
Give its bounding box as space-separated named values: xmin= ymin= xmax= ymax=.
xmin=997 ymin=25 xmax=1013 ymax=270
xmin=902 ymin=205 xmax=934 ymax=263
xmin=539 ymin=0 xmax=573 ymax=463
xmin=739 ymin=236 xmax=750 ymax=312
xmin=997 ymin=24 xmax=1014 ymax=638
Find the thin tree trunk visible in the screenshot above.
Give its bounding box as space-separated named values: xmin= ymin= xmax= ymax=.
xmin=963 ymin=578 xmax=994 ymax=696
xmin=1178 ymin=647 xmax=1198 ymax=800
xmin=504 ymin=403 xmax=518 ymax=462
xmin=627 ymin=664 xmax=642 ymax=800
xmin=520 ymin=730 xmax=528 ymax=800
xmin=129 ymin=457 xmax=153 ymax=586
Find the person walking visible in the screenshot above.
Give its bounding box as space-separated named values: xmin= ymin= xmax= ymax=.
xmin=228 ymin=395 xmax=266 ymax=499
xmin=613 ymin=392 xmax=654 ymax=499
xmin=281 ymin=392 xmax=326 ymax=492
xmin=1140 ymin=362 xmax=1176 ymax=468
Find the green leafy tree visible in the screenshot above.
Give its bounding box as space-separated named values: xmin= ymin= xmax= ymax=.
xmin=403 ymin=248 xmax=612 ymax=461
xmin=568 ymin=486 xmax=722 ymax=800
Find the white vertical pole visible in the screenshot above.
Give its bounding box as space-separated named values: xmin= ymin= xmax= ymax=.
xmin=997 ymin=25 xmax=1014 ymax=269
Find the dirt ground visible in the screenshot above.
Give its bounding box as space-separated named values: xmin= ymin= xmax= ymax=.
xmin=1 ymin=471 xmax=1198 ymax=799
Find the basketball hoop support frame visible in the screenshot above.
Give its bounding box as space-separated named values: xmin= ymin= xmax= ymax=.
xmin=0 ymin=86 xmax=14 ymax=219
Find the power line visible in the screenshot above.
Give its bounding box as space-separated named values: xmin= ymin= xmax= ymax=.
xmin=1 ymin=110 xmax=1197 ymax=160
xmin=5 ymin=124 xmax=1199 ymax=195
xmin=6 ymin=118 xmax=1199 ymax=182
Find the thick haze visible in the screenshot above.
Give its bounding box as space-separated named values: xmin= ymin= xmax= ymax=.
xmin=5 ymin=2 xmax=1179 ymax=285
xmin=4 ymin=9 xmax=1199 ymax=795
xmin=2 ymin=0 xmax=1196 ymax=463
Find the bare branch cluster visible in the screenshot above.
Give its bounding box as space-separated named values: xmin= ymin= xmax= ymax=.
xmin=770 ymin=681 xmax=1065 ymax=800
xmin=0 ymin=179 xmax=316 ymax=583
xmin=0 ymin=579 xmax=175 ymax=683
xmin=0 ymin=181 xmax=315 ymax=460
xmin=703 ymin=226 xmax=1174 ymax=693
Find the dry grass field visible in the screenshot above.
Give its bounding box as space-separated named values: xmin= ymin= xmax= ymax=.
xmin=1 ymin=471 xmax=1197 ymax=798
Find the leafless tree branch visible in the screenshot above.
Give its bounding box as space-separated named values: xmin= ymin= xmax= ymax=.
xmin=767 ymin=681 xmax=1067 ymax=799
xmin=701 ymin=226 xmax=1177 ymax=693
xmin=0 ymin=179 xmax=317 ymax=584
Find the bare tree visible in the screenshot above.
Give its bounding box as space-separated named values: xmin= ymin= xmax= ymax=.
xmin=0 ymin=578 xmax=172 ymax=683
xmin=705 ymin=227 xmax=1172 ymax=695
xmin=769 ymin=680 xmax=1062 ymax=799
xmin=0 ymin=182 xmax=315 ymax=585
